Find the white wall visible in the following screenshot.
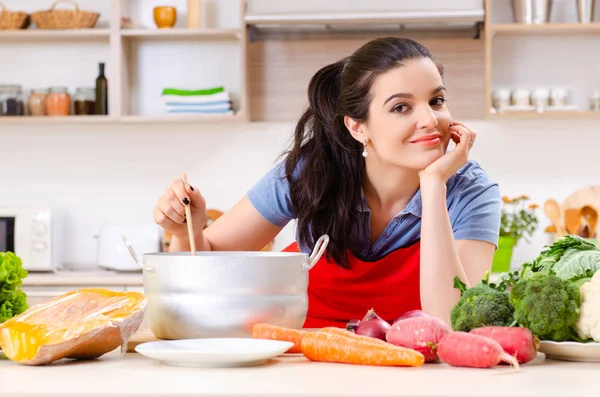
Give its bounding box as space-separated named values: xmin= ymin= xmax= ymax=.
xmin=1 ymin=118 xmax=598 ymax=270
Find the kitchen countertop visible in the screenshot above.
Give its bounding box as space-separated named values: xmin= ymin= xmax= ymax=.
xmin=22 ymin=271 xmax=143 ymax=287
xmin=0 ymin=349 xmax=597 ymax=397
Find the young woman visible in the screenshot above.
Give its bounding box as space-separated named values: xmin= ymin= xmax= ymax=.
xmin=153 ymin=37 xmax=501 ymax=327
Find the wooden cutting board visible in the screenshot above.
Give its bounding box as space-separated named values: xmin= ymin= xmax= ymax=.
xmin=126 ymin=327 xmax=323 ymax=353
xmin=127 ymin=328 xmax=161 ymax=352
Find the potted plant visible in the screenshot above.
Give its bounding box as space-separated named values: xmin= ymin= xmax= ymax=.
xmin=492 ymin=195 xmax=539 ymax=273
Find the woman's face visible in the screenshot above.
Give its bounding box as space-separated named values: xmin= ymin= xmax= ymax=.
xmin=360 ymin=57 xmax=453 ymax=171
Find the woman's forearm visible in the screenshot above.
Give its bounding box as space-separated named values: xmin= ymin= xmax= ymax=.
xmin=169 ymin=232 xmax=212 ymax=252
xmin=419 ymin=177 xmax=470 ymax=324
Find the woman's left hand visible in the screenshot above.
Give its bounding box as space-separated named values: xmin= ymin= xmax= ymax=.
xmin=418 ymin=121 xmax=477 ymax=184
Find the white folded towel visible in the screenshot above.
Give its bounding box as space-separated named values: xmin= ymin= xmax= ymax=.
xmin=162 ymin=91 xmax=231 ymax=105
xmin=167 ymin=109 xmax=234 ymax=115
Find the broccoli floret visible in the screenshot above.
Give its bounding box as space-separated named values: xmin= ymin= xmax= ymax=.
xmin=509 ymin=273 xmax=580 ymax=341
xmin=450 ymin=276 xmax=514 ymax=332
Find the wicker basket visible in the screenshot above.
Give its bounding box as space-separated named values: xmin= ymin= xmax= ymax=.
xmin=0 ymin=2 xmax=30 ymax=30
xmin=31 ymin=0 xmax=99 ymax=29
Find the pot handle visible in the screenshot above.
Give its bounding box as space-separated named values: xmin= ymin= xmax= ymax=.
xmin=305 ymin=234 xmax=329 ymax=271
xmin=122 ymin=236 xmax=155 ymax=272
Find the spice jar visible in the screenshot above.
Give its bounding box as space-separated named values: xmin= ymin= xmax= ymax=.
xmin=73 ymin=87 xmax=96 ymax=115
xmin=28 ymin=88 xmax=48 ymax=116
xmin=46 ymin=87 xmax=71 ymax=116
xmin=0 ymin=85 xmax=24 ymax=116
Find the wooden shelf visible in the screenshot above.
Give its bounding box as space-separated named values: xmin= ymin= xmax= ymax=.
xmin=0 ymin=114 xmax=245 ymax=124
xmin=488 ymin=110 xmax=600 ymax=119
xmin=0 ymin=29 xmax=111 ymax=41
xmin=489 ymin=23 xmax=600 ymax=34
xmin=0 ymin=116 xmax=115 ymax=124
xmin=120 ymin=28 xmax=242 ymax=40
xmin=120 ymin=113 xmax=245 ymax=123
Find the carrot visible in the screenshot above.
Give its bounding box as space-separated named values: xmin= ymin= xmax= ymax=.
xmin=251 ymin=323 xmax=308 ymax=353
xmin=319 ymin=326 xmax=393 ymax=345
xmin=300 ymin=329 xmax=425 ymax=367
xmin=437 ymin=331 xmax=520 ymax=370
xmin=470 ymin=326 xmax=539 ymax=364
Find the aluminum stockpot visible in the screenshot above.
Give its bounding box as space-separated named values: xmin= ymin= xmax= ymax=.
xmin=123 ymin=235 xmax=329 ymax=340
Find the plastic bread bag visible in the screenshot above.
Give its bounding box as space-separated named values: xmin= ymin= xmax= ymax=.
xmin=0 ymin=288 xmax=146 ymax=365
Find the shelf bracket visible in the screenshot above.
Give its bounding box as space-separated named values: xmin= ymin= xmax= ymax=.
xmin=473 ymin=21 xmax=483 ymax=39
xmin=248 ymin=25 xmax=256 ymax=43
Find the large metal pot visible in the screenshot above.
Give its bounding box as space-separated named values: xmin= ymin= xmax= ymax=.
xmin=123 ymin=235 xmax=328 ymax=340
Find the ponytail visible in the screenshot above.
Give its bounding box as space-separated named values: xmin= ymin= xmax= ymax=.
xmin=284 ymin=58 xmax=365 ymax=268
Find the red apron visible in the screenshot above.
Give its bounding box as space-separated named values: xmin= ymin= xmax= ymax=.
xmin=282 ymin=241 xmax=422 ymax=328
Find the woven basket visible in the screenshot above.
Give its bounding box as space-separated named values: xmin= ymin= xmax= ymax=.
xmin=31 ymin=0 xmax=99 ymax=29
xmin=0 ymin=2 xmax=30 ymax=30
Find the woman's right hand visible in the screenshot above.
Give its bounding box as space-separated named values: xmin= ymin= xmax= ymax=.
xmin=153 ymin=178 xmax=207 ymax=239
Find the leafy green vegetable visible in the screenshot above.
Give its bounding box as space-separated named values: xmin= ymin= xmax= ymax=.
xmin=489 ymin=236 xmax=600 ymax=292
xmin=450 ymin=273 xmax=514 ymax=332
xmin=509 ymin=273 xmax=581 ymax=341
xmin=521 ymin=235 xmax=599 ymax=280
xmin=0 ymin=252 xmax=28 ymax=324
xmin=0 ymin=290 xmax=27 ymax=324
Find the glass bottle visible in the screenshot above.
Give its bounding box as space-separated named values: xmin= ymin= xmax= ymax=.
xmin=28 ymin=88 xmax=49 ymax=116
xmin=95 ymin=63 xmax=108 ymax=115
xmin=74 ymin=87 xmax=96 ymax=115
xmin=46 ymin=87 xmax=71 ymax=116
xmin=0 ymin=85 xmax=24 ymax=116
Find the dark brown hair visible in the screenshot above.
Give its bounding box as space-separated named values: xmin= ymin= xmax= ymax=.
xmin=283 ymin=37 xmax=443 ymax=267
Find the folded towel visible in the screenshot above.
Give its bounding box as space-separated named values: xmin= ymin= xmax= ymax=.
xmin=166 ymin=103 xmax=231 ymax=112
xmin=165 ymin=100 xmax=231 ymax=107
xmin=162 ymin=87 xmax=225 ymax=96
xmin=163 ymin=92 xmax=230 ymax=104
xmin=167 ymin=109 xmax=234 ymax=115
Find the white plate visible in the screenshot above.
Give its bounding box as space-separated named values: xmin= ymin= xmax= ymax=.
xmin=539 ymin=340 xmax=600 ymax=362
xmin=135 ymin=338 xmax=294 ymax=368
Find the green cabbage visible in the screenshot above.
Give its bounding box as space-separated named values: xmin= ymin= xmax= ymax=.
xmin=521 ymin=236 xmax=600 ymax=282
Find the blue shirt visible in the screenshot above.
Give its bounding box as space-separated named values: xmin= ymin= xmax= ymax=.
xmin=247 ymin=159 xmax=501 ymax=259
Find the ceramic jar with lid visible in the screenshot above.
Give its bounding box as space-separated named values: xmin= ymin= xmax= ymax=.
xmin=28 ymin=88 xmax=48 ymax=116
xmin=46 ymin=87 xmax=71 ymax=116
xmin=0 ymin=85 xmax=25 ymax=116
xmin=73 ymin=87 xmax=96 ymax=115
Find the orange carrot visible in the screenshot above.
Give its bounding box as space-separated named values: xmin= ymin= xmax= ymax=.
xmin=252 ymin=323 xmax=308 ymax=353
xmin=320 ymin=327 xmax=392 ymax=345
xmin=301 ymin=329 xmax=425 ymax=367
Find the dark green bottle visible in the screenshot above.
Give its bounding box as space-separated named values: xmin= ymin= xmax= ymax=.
xmin=95 ymin=62 xmax=108 ymax=115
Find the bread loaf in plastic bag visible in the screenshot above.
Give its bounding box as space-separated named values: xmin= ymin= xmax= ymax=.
xmin=0 ymin=288 xmax=146 ymax=365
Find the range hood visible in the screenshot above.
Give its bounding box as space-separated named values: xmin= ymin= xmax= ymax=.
xmin=245 ymin=0 xmax=484 ymax=31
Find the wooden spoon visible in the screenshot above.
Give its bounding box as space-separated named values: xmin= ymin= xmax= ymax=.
xmin=180 ymin=172 xmax=196 ymax=256
xmin=581 ymin=205 xmax=598 ymax=238
xmin=564 ymin=208 xmax=582 ymax=236
xmin=544 ymin=199 xmax=567 ymax=237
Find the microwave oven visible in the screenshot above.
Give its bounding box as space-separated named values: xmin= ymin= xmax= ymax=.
xmin=0 ymin=207 xmax=63 ymax=272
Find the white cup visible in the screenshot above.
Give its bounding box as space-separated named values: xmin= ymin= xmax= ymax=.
xmin=550 ymin=88 xmax=570 ymax=107
xmin=493 ymin=89 xmax=511 ymax=111
xmin=511 ymin=89 xmax=531 ymax=107
xmin=532 ymin=88 xmax=550 ymax=111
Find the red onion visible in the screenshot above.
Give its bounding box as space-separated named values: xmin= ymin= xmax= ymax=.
xmin=393 ymin=310 xmax=430 ymax=325
xmin=354 ymin=308 xmax=391 ymax=341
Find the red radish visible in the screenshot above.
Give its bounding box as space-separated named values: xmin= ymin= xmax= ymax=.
xmin=470 ymin=326 xmax=539 ymax=364
xmin=354 ymin=308 xmax=391 ymax=341
xmin=393 ymin=310 xmax=430 ymax=324
xmin=386 ymin=316 xmax=451 ymax=362
xmin=437 ymin=331 xmax=520 ymax=370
